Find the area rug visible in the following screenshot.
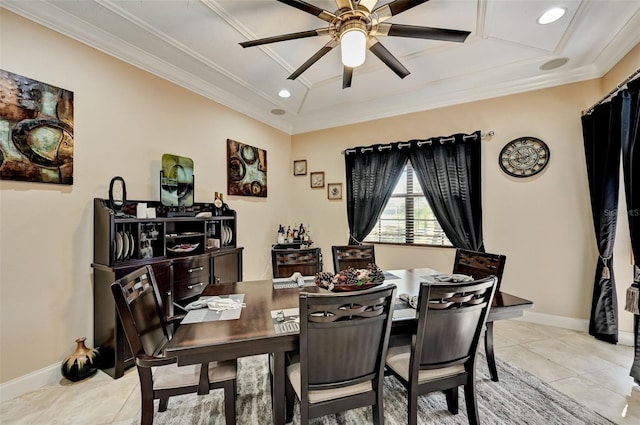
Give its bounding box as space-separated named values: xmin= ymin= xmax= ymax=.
xmin=151 ymin=354 xmax=614 ymax=425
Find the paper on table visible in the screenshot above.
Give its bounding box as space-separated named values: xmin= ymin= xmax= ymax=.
xmin=181 ymin=294 xmax=245 ymax=324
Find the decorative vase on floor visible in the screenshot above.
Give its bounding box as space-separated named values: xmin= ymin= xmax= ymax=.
xmin=61 ymin=337 xmax=99 ymax=382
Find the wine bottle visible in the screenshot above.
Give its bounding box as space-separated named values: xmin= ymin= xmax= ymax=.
xmin=220 ymin=193 xmax=230 ymax=213
xmin=213 ymin=192 xmax=222 ymax=216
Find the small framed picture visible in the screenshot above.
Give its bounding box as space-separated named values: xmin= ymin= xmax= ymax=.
xmin=327 ymin=183 xmax=342 ymax=200
xmin=293 ymin=159 xmax=307 ymax=176
xmin=310 ymin=171 xmax=325 ymax=188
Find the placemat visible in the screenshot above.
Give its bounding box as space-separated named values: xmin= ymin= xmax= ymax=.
xmin=181 ymin=294 xmax=245 ymax=324
xmin=393 ymin=299 xmax=417 ymax=320
xmin=272 ymin=275 xmax=316 ymax=289
xmin=271 ymin=307 xmax=300 ymax=334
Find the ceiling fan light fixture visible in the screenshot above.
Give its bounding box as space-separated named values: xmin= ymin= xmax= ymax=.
xmin=340 ymin=25 xmax=367 ymax=68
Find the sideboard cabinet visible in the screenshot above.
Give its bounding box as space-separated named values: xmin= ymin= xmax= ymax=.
xmin=92 ymin=198 xmax=243 ymax=378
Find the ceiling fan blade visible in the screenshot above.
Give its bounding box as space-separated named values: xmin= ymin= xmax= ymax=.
xmin=375 ymin=23 xmax=470 ymax=43
xmin=240 ymin=28 xmax=329 ymax=48
xmin=374 ymin=0 xmax=430 ymax=22
xmin=288 ymin=39 xmax=339 ymax=80
xmin=368 ymin=38 xmax=410 ymax=79
xmin=358 ymin=0 xmax=379 ymax=13
xmin=278 ymin=0 xmax=336 ymax=23
xmin=343 ymin=67 xmax=353 ymax=89
xmin=335 ymin=0 xmax=354 ymax=11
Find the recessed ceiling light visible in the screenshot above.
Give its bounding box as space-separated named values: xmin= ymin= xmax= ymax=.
xmin=278 ymin=89 xmax=291 ymax=98
xmin=538 ymin=7 xmax=565 ymax=24
xmin=540 ymin=57 xmax=569 ymax=70
xmin=271 ymin=108 xmax=286 ymax=115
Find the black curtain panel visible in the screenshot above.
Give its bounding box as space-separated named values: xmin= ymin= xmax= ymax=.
xmin=344 ymin=145 xmax=408 ymax=244
xmin=621 ymin=78 xmax=640 ymax=380
xmin=581 ymin=97 xmax=624 ymax=344
xmin=409 ymin=131 xmax=484 ymax=251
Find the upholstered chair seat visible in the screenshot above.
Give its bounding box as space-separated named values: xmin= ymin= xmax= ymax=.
xmin=152 ymin=360 xmax=237 ymax=391
xmin=385 ymin=345 xmax=465 ymax=382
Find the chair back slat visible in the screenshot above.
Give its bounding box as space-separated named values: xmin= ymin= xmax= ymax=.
xmin=300 ymin=285 xmax=395 ymax=391
xmin=111 ymin=265 xmax=170 ymax=358
xmin=331 ymin=245 xmax=376 ymax=273
xmin=453 ymin=248 xmax=506 ymax=290
xmin=415 ymin=277 xmax=497 ymax=370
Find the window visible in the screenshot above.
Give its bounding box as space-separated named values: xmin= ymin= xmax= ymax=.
xmin=364 ymin=162 xmax=452 ymax=246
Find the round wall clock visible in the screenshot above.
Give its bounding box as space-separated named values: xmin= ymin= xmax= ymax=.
xmin=499 ymin=137 xmax=550 ymax=178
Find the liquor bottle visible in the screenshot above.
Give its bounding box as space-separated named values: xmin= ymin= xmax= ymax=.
xmin=277 ymin=225 xmax=285 ymax=244
xmin=298 ymin=223 xmax=305 ymax=241
xmin=220 ymin=193 xmax=230 ymax=214
xmin=213 ymin=192 xmax=223 ymax=216
xmin=287 ymin=226 xmax=293 ymax=243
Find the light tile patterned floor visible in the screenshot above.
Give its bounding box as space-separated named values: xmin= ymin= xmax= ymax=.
xmin=1 ymin=320 xmax=639 ymax=424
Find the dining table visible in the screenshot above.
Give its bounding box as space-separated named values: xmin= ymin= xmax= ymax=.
xmin=165 ymin=268 xmax=533 ymax=425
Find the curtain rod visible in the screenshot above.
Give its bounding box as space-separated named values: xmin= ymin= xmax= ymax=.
xmin=582 ymin=68 xmax=640 ymax=116
xmin=341 ymin=131 xmax=494 ymax=155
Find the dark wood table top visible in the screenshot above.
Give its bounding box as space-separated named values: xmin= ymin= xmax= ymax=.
xmin=165 ymin=268 xmax=533 ymax=359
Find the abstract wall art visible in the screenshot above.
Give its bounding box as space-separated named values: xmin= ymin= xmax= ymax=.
xmin=227 ymin=139 xmax=267 ymax=197
xmin=160 ymin=153 xmax=194 ymax=206
xmin=0 ymin=69 xmax=74 ymax=184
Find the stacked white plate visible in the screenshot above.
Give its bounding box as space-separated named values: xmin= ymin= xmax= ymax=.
xmin=115 ymin=232 xmax=124 ymax=260
xmin=115 ymin=231 xmax=136 ymax=260
xmin=221 ymin=225 xmax=233 ymax=245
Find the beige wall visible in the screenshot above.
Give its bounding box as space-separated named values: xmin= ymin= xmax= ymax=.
xmin=291 ymin=44 xmax=640 ymax=331
xmin=0 ymin=10 xmax=291 ymax=384
xmin=1 ymin=8 xmax=638 ymax=393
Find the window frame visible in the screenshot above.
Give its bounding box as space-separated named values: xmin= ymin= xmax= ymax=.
xmin=364 ymin=162 xmax=452 ymax=247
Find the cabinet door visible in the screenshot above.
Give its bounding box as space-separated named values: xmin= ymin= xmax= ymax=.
xmin=172 ymin=256 xmax=211 ymax=301
xmin=212 ymin=249 xmax=242 ymax=284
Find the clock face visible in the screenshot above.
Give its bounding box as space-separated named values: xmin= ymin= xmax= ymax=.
xmin=499 ymin=137 xmax=550 ymax=178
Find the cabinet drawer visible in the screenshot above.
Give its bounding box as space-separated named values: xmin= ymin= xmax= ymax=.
xmin=172 ymin=257 xmax=210 ymax=300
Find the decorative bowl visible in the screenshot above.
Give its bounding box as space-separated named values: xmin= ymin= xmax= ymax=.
xmin=315 ymin=263 xmax=385 ymax=292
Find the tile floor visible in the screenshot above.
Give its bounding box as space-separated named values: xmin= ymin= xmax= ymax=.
xmin=1 ymin=320 xmax=639 ymax=424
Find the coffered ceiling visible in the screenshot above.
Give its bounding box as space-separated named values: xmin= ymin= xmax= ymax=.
xmin=3 ymin=0 xmax=640 ymax=134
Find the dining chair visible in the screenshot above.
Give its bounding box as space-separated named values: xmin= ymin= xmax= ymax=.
xmin=110 ymin=265 xmax=237 ymax=425
xmin=285 ymin=284 xmax=397 ymax=425
xmin=452 ymin=248 xmax=507 ymax=382
xmin=452 ymin=248 xmax=506 ymax=290
xmin=272 ymin=247 xmax=323 ymax=278
xmin=331 ymin=244 xmax=376 ymax=273
xmin=385 ymin=276 xmax=498 ymax=425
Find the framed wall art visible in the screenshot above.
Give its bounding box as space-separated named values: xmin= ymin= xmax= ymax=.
xmin=310 ymin=171 xmax=324 ymax=188
xmin=328 ymin=183 xmax=342 ymax=200
xmin=0 ymin=69 xmax=74 ymax=184
xmin=227 ymin=139 xmax=267 ymax=197
xmin=160 ymin=153 xmax=194 ymax=206
xmin=293 ymin=159 xmax=307 ymax=176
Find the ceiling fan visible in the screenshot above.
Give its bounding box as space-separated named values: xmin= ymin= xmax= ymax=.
xmin=239 ymin=0 xmax=471 ymax=89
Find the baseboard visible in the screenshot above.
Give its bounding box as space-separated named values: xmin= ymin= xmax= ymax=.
xmin=0 ymin=363 xmax=62 ymax=403
xmin=518 ymin=311 xmax=635 ymax=346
